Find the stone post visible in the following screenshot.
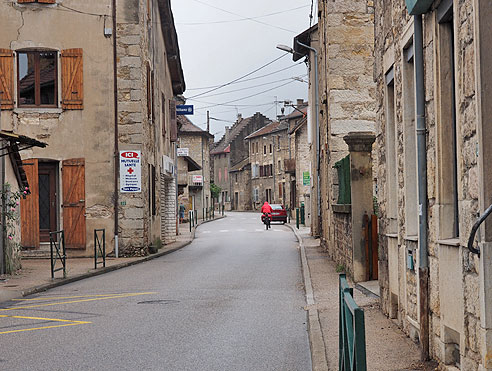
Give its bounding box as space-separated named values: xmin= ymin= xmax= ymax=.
xmin=344 ymin=132 xmax=376 ymax=283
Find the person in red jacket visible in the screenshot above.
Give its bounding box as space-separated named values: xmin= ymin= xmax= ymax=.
xmin=260 ymin=202 xmax=273 ymax=229
xmin=261 ymin=201 xmax=273 ymax=214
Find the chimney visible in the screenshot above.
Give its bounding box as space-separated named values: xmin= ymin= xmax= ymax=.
xmin=225 ymin=126 xmax=230 ymax=143
xmin=237 ymin=113 xmax=242 ymax=121
xmin=296 ymin=99 xmax=304 ymax=107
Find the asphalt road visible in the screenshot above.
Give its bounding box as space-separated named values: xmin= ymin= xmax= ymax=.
xmin=0 ymin=212 xmax=311 ymax=371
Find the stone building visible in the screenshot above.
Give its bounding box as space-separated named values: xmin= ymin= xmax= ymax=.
xmin=290 ymin=2 xmax=377 ymax=270
xmin=246 ymin=120 xmax=290 ymax=209
xmin=288 ymin=115 xmax=310 ymax=216
xmin=230 ymin=158 xmax=251 ymax=211
xmin=374 ymin=0 xmax=492 ymax=369
xmin=0 ymin=0 xmax=185 ymax=257
xmin=210 ymin=112 xmax=269 ymax=210
xmin=176 ymin=115 xmax=213 ymax=220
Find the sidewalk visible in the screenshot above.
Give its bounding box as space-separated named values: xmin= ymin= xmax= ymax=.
xmin=0 ymin=216 xmax=225 ymax=305
xmin=288 ymin=222 xmax=438 ymax=371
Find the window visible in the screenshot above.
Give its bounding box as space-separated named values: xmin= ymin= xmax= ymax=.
xmin=224 ymin=167 xmax=228 ymax=181
xmin=235 ymin=173 xmax=238 ymax=183
xmin=385 ymin=66 xmax=397 ymax=232
xmin=260 ymin=165 xmax=264 ymax=177
xmin=264 ymin=145 xmax=266 ymax=155
xmin=277 ymin=136 xmax=280 ymax=149
xmin=149 ymin=164 xmax=156 ymax=216
xmin=18 ymin=51 xmax=57 ymax=107
xmin=256 ymin=142 xmax=258 ymax=153
xmin=278 ymin=160 xmax=281 ymax=173
xmin=161 ymin=94 xmax=166 ymax=138
xmin=278 ymin=183 xmax=283 ymax=198
xmin=269 ymin=164 xmax=273 ymax=176
xmin=402 ymin=41 xmax=418 ymax=237
xmin=437 ymin=2 xmax=459 ymax=238
xmin=269 ymin=144 xmax=272 ymax=153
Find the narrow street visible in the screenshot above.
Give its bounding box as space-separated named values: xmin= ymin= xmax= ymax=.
xmin=0 ymin=213 xmax=311 ymax=371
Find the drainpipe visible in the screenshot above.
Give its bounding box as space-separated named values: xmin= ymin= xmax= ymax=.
xmin=414 ymin=14 xmax=429 ymax=361
xmin=296 ymin=40 xmax=320 ymax=225
xmin=112 ymin=0 xmax=119 ymax=258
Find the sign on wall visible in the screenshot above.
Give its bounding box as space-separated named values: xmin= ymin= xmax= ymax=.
xmin=120 ymin=150 xmax=141 ymax=192
xmin=176 ymin=105 xmax=194 ymax=115
xmin=192 ymin=175 xmax=203 ymax=184
xmin=303 ymin=171 xmax=310 ymax=186
xmin=177 ymin=148 xmax=189 ymax=157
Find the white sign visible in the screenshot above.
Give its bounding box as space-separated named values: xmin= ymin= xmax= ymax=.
xmin=192 ymin=175 xmax=203 ymax=184
xmin=120 ymin=150 xmax=141 ymax=192
xmin=177 ymin=148 xmax=189 ymax=157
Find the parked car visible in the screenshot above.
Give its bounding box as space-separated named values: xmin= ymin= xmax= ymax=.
xmin=270 ymin=204 xmax=287 ymax=224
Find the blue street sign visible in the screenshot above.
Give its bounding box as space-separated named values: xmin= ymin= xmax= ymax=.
xmin=176 ymin=105 xmax=194 ymax=115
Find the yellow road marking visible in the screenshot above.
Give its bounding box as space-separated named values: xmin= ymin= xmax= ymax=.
xmin=11 ymin=293 xmax=147 ymax=301
xmin=1 ymin=292 xmax=156 ymax=312
xmin=0 ymin=314 xmax=91 ymax=335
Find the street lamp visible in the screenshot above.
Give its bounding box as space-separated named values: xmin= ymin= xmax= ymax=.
xmin=276 ymin=40 xmax=320 ymax=219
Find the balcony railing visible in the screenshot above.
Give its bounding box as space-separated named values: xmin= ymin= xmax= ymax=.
xmin=284 ymin=159 xmax=296 ymax=174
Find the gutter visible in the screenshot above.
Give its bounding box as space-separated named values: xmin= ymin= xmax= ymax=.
xmin=112 ymin=0 xmax=119 ymax=258
xmin=414 ymin=14 xmax=430 ymax=360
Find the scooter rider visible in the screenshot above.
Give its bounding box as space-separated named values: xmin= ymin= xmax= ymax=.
xmin=261 ymin=201 xmax=273 ymax=227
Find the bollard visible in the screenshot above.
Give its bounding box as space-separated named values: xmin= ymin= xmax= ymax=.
xmin=203 ymin=208 xmax=206 ymax=221
xmin=194 ymin=210 xmax=198 ymax=225
xmin=287 ymin=208 xmax=291 ymax=223
xmin=222 ymin=204 xmax=224 ymax=216
xmin=189 ymin=211 xmax=192 ymax=232
xmin=300 ymin=204 xmax=305 ymax=225
xmin=296 ymin=208 xmax=299 ymax=229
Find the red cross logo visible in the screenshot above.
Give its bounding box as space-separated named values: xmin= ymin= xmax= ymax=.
xmin=128 ymin=168 xmax=134 ymax=174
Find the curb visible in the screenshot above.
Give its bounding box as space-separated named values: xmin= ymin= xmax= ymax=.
xmin=2 ymin=216 xmax=227 ymax=301
xmin=286 ymin=224 xmax=329 ymax=371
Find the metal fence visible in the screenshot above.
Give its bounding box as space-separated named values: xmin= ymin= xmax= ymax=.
xmin=50 ymin=230 xmax=66 ymax=279
xmin=339 ymin=274 xmax=367 ymax=371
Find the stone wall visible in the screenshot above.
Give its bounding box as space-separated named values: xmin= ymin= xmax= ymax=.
xmin=331 ymin=210 xmax=353 ymax=276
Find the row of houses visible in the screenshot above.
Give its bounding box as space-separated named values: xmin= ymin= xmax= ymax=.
xmin=209 ymin=100 xmax=311 ymax=217
xmin=0 ymin=0 xmax=189 ymax=273
xmin=295 ymin=0 xmax=492 ymax=369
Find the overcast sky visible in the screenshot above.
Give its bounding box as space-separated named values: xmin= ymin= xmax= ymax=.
xmin=171 ymin=0 xmax=315 ymax=140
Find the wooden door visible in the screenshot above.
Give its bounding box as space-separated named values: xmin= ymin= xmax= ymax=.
xmin=20 ymin=159 xmax=39 ymax=248
xmin=62 ymin=159 xmax=86 ymax=249
xmin=38 ymin=163 xmax=58 ymax=242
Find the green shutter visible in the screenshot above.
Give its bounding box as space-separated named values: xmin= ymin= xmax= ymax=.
xmin=334 ymin=155 xmax=351 ymax=204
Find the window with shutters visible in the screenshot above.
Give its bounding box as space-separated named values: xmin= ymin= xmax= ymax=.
xmin=18 ymin=0 xmax=56 ymax=4
xmin=18 ymin=51 xmax=57 ymax=107
xmin=169 ymin=100 xmax=177 ymax=141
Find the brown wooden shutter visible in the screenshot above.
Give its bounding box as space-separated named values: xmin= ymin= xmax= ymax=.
xmin=0 ymin=49 xmax=14 ymax=110
xmin=17 ymin=0 xmax=34 ymax=3
xmin=21 ymin=159 xmax=39 ymax=248
xmin=62 ymin=158 xmax=86 ymax=249
xmin=61 ymin=49 xmax=83 ymax=109
xmin=38 ymin=0 xmax=56 ymax=3
xmin=169 ymin=100 xmax=177 ymax=142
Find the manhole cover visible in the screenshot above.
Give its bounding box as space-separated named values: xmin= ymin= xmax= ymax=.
xmin=137 ymin=300 xmax=180 ymax=305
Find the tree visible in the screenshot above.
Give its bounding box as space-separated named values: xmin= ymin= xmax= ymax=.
xmin=210 ymin=183 xmax=221 ymax=200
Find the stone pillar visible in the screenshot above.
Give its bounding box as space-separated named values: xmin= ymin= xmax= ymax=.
xmin=344 ymin=132 xmax=376 ymax=283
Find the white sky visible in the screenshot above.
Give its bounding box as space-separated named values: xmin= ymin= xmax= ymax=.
xmin=171 ymin=0 xmax=316 ymax=140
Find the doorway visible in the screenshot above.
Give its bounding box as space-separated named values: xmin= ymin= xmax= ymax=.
xmin=38 ymin=162 xmax=58 ymax=242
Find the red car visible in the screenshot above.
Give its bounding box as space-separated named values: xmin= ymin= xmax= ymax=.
xmin=270 ymin=204 xmax=287 ymax=224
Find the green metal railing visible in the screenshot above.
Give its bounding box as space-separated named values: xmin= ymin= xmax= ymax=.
xmin=339 ymin=274 xmax=367 ymax=371
xmin=50 ymin=230 xmax=66 ymax=279
xmin=94 ymin=229 xmax=106 ymax=269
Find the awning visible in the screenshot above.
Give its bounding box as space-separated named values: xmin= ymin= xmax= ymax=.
xmin=0 ymin=131 xmax=47 ymax=192
xmin=183 ymin=156 xmax=201 ymax=171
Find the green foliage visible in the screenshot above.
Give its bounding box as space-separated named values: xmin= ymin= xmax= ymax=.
xmin=210 ymin=183 xmax=221 ymax=199
xmin=336 ymin=264 xmax=346 ymax=273
xmin=153 ymin=237 xmax=162 ymax=250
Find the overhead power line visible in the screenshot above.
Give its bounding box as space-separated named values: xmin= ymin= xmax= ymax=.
xmin=191 ymin=79 xmax=298 ymax=109
xmin=195 ymin=75 xmax=307 ymax=99
xmin=186 ymin=62 xmax=305 ymax=91
xmin=194 ymin=102 xmax=276 ymax=111
xmin=186 ymin=53 xmax=288 ymax=99
xmin=189 ymin=0 xmax=297 ymax=33
xmin=177 ymin=4 xmax=310 ymax=25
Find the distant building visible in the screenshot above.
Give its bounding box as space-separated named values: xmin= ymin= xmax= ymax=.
xmin=176 ymin=116 xmax=213 ymax=220
xmin=246 ymin=120 xmax=290 ymax=209
xmin=210 ymin=113 xmax=270 ymax=210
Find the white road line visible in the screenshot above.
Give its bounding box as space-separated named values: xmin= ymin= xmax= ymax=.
xmin=236 ymin=229 xmax=246 ymax=232
xmin=201 ymin=231 xmax=211 ymax=234
xmin=255 ymin=229 xmax=264 ymax=232
xmin=219 ymin=230 xmax=229 ymax=233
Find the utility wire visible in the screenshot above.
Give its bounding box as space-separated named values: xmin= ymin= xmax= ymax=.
xmin=186 ymin=53 xmax=288 ymax=99
xmin=177 ymin=4 xmax=309 ymax=25
xmin=186 ymin=62 xmax=304 ymax=91
xmin=195 ymin=102 xmax=276 ymax=110
xmin=195 ymin=75 xmax=307 ymax=99
xmin=189 ymin=0 xmax=297 ymax=33
xmin=192 ymin=79 xmax=298 ymax=109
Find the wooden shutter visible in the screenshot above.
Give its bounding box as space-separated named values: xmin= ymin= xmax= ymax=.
xmin=21 ymin=159 xmax=39 ymax=248
xmin=17 ymin=0 xmax=34 ymax=3
xmin=61 ymin=49 xmax=83 ymax=109
xmin=161 ymin=94 xmax=166 ymax=137
xmin=0 ymin=49 xmax=14 ymax=109
xmin=38 ymin=0 xmax=56 ymax=3
xmin=169 ymin=100 xmax=177 ymax=141
xmin=18 ymin=0 xmax=56 ymax=3
xmin=62 ymin=158 xmax=86 ymax=249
